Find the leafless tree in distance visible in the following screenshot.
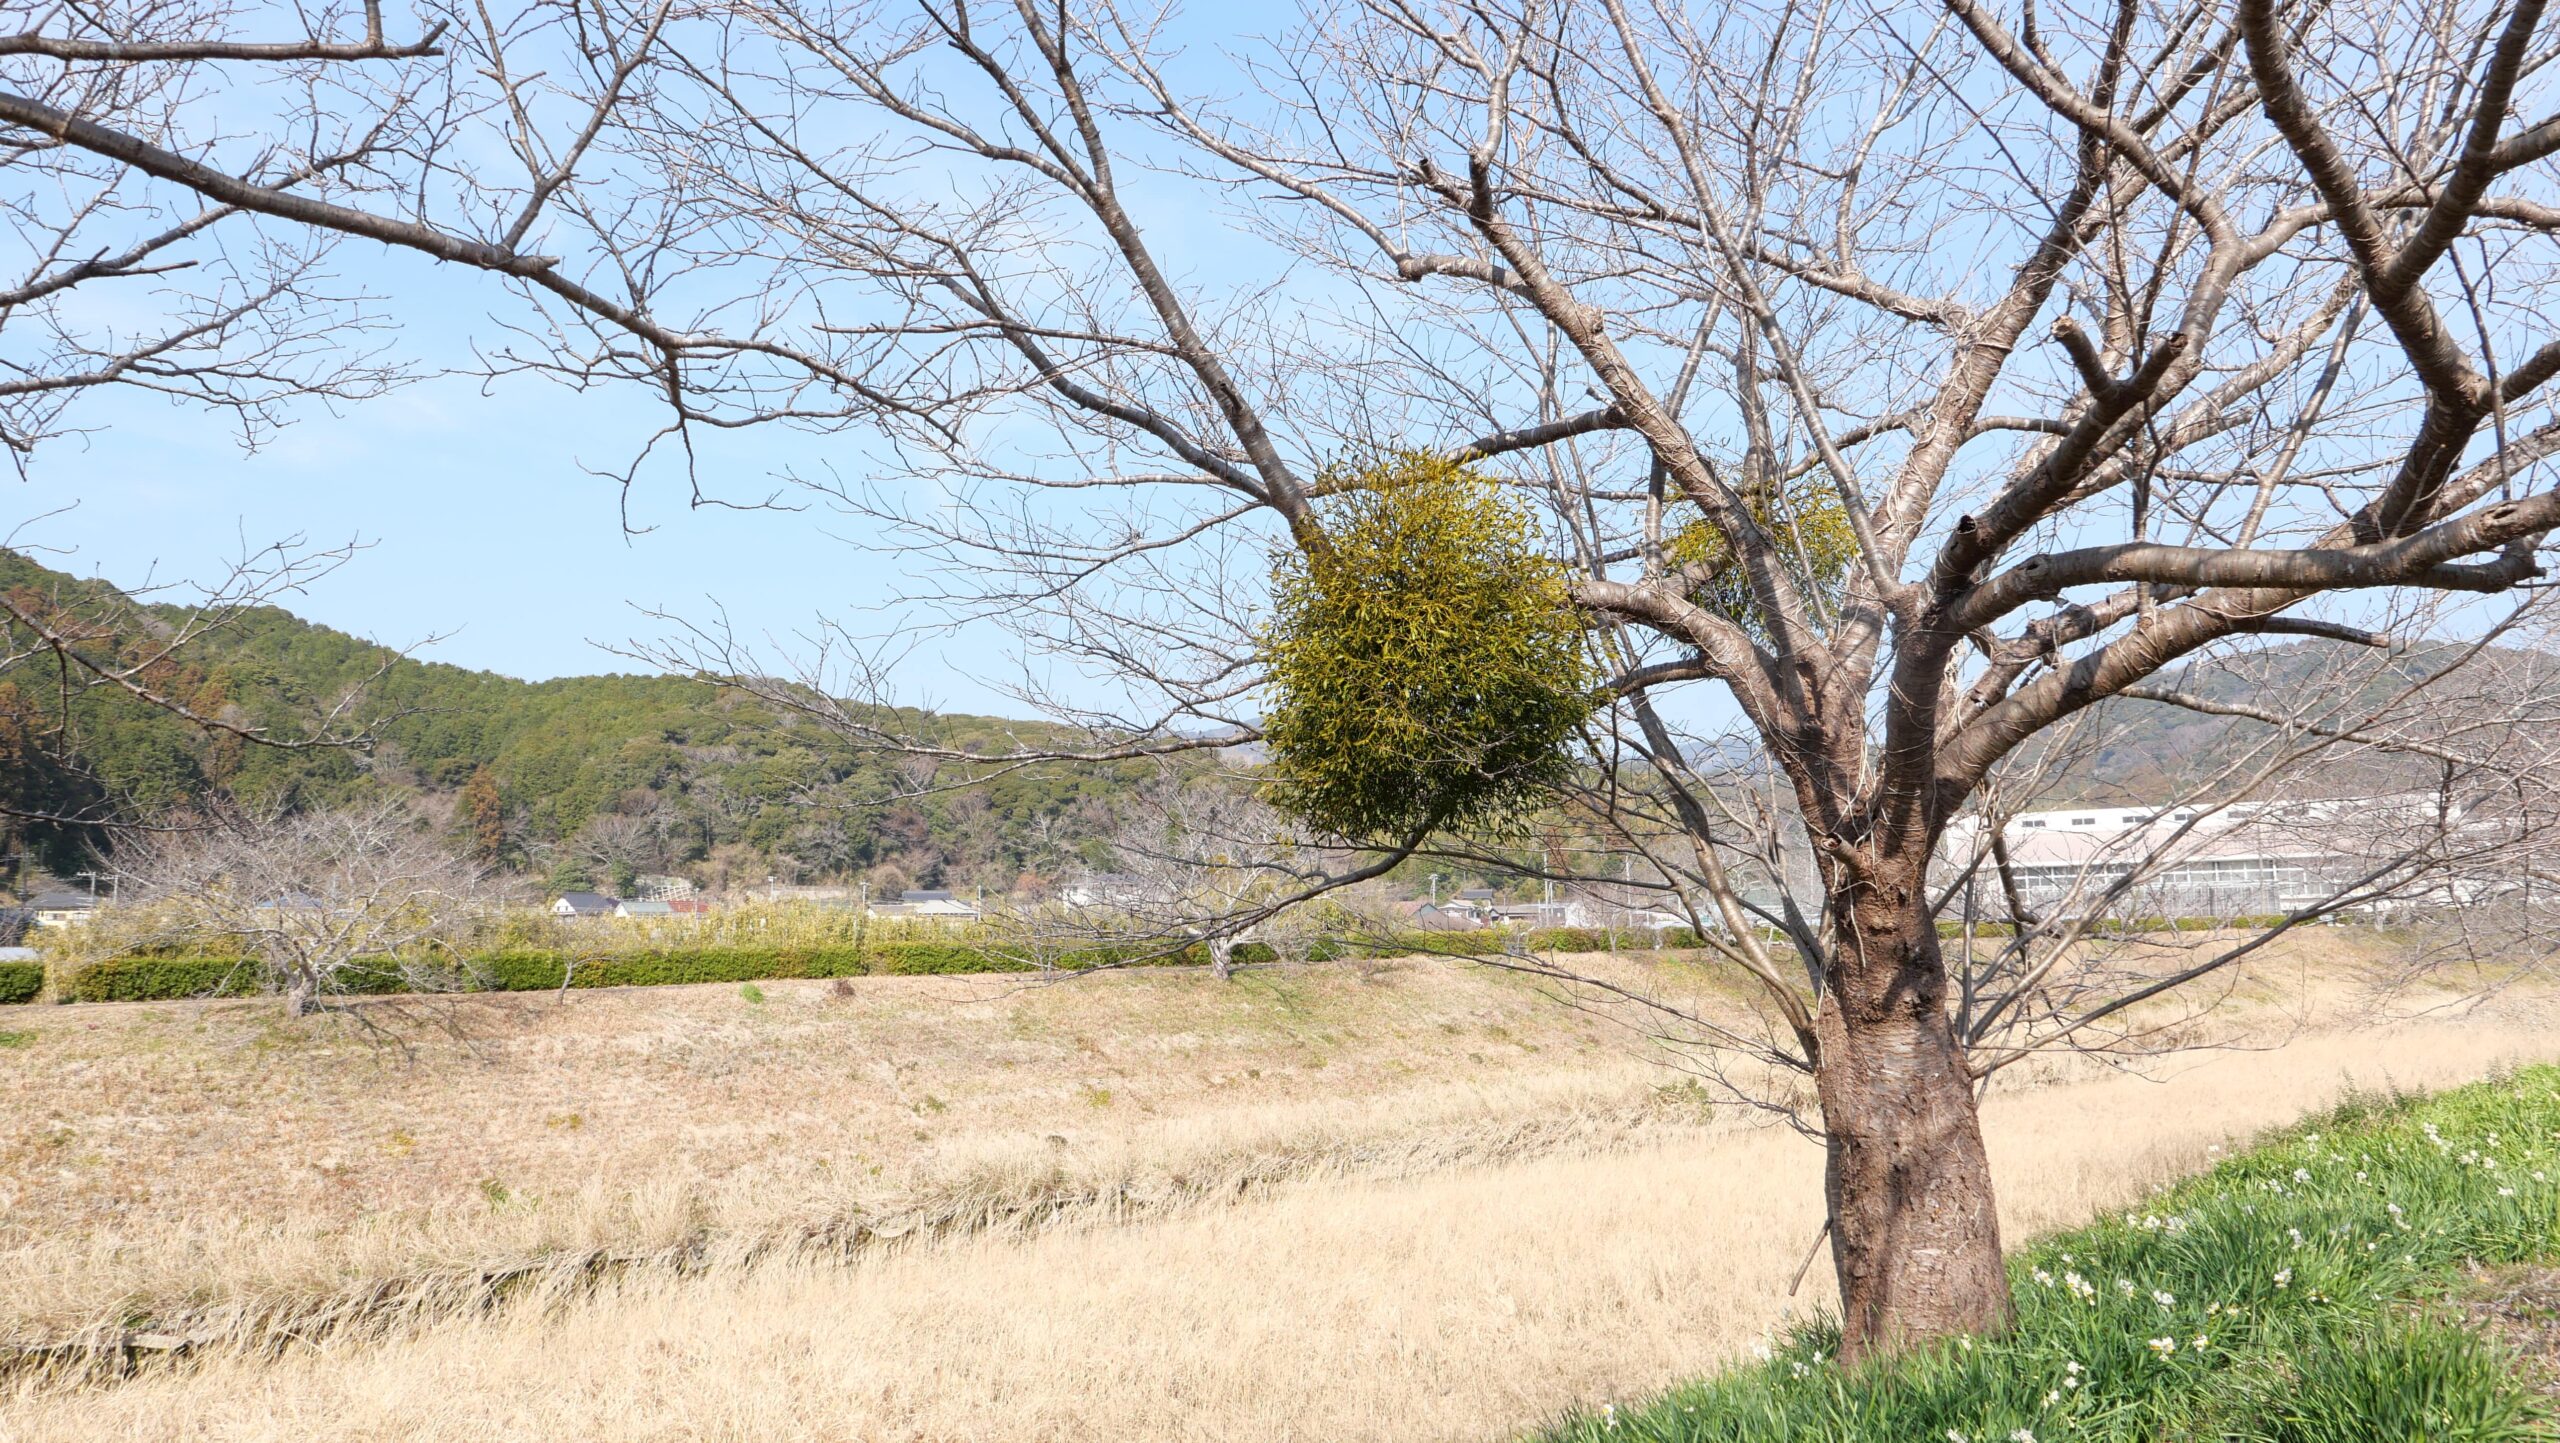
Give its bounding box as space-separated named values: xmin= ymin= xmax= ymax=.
xmin=14 ymin=0 xmax=2560 ymax=1355
xmin=110 ymin=799 xmax=495 ymax=1015
xmin=1100 ymin=775 xmax=1306 ymax=980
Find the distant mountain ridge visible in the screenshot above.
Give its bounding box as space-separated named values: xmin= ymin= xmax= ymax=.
xmin=2029 ymin=637 xmax=2553 ymax=804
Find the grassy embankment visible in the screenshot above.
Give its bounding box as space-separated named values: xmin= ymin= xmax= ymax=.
xmin=1 ymin=1013 xmax=2548 ymax=1441
xmin=0 ymin=950 xmax=1755 ymax=1359
xmin=0 ymin=931 xmax=2551 ymax=1441
xmin=1550 ymin=1067 xmax=2560 ymax=1443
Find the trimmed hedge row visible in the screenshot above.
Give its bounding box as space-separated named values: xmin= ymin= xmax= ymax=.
xmin=60 ymin=956 xmax=419 ymax=1003
xmin=51 ymin=939 xmax=1227 ymax=1001
xmin=63 ymin=946 xmax=911 ymax=1001
xmin=0 ymin=961 xmax=42 ymax=1005
xmin=65 ymin=956 xmax=262 ymax=1002
xmin=40 ymin=926 xmax=1724 ymax=1004
xmin=470 ymin=946 xmax=876 ymax=990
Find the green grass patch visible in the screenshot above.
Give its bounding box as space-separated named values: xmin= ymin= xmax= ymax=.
xmin=1547 ymin=1068 xmax=2560 ymax=1443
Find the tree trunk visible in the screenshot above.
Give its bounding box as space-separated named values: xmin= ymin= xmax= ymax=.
xmin=1207 ymin=935 xmax=1234 ymax=981
xmin=284 ymin=969 xmax=319 ymax=1018
xmin=1815 ymin=878 xmax=2011 ymax=1362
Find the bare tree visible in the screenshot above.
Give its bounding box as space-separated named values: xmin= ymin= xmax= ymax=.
xmin=110 ymin=800 xmax=494 ymax=1015
xmin=15 ymin=0 xmax=2560 ymax=1356
xmin=1100 ymin=776 xmax=1304 ymax=979
xmin=569 ymin=807 xmax=660 ymax=892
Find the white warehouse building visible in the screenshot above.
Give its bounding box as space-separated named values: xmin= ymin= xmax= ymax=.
xmin=1936 ymin=796 xmax=2475 ymax=920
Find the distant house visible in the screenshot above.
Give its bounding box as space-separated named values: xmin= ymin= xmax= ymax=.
xmin=667 ymin=898 xmax=715 ymax=916
xmin=550 ymin=892 xmax=620 ymax=919
xmin=1396 ymin=899 xmax=1482 ymax=932
xmin=867 ymin=888 xmax=982 ymax=924
xmin=27 ymin=890 xmax=97 ymax=928
xmin=614 ymin=899 xmax=676 ymax=919
xmin=1490 ymin=900 xmax=1581 ymax=929
xmin=1059 ymin=873 xmax=1143 ymax=909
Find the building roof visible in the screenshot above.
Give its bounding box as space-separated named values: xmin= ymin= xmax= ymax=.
xmin=26 ymin=890 xmax=95 ymax=911
xmin=1397 ymin=900 xmax=1482 ymax=931
xmin=1941 ymin=796 xmax=2444 ymax=875
xmin=615 ymin=899 xmax=676 ymax=917
xmin=900 ymin=889 xmax=957 ymax=903
xmin=869 ymin=897 xmax=981 ymax=919
xmin=552 ymin=891 xmax=620 ymax=913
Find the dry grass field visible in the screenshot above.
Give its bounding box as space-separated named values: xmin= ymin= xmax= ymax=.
xmin=0 ymin=932 xmax=2550 ymax=1442
xmin=0 ymin=950 xmax=1748 ymax=1348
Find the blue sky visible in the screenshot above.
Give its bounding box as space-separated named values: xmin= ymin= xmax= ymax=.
xmin=2 ymin=4 xmax=1902 ymax=738
xmin=12 ymin=6 xmax=1324 ymax=721
xmin=15 ymin=246 xmax=1078 ymax=712
xmin=12 ymin=2 xmax=2403 ymax=737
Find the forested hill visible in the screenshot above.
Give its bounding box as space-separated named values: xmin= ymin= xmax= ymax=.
xmin=0 ymin=550 xmax=1136 ymax=892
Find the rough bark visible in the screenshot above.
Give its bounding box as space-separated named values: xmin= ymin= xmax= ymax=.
xmin=1815 ymin=867 xmax=2011 ymax=1361
xmin=1207 ymin=934 xmax=1235 ymax=982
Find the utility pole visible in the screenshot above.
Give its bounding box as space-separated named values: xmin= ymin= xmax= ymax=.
xmin=1429 ymin=873 xmax=1442 ymax=905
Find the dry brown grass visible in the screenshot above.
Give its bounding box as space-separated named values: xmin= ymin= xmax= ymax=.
xmin=0 ymin=929 xmax=2544 ymax=1442
xmin=3 ymin=1008 xmax=2551 ymax=1443
xmin=0 ymin=952 xmax=1741 ymax=1351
